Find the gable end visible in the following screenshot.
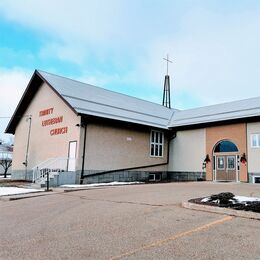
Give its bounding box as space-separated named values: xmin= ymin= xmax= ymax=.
xmin=5 ymin=70 xmax=77 ymax=134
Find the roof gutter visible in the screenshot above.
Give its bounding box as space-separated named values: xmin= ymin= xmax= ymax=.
xmin=169 ymin=115 xmax=260 ymax=131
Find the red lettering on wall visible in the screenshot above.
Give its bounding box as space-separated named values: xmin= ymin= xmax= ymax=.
xmin=42 ymin=116 xmax=63 ymax=127
xmin=50 ymin=127 xmax=68 ymax=136
xmin=39 ymin=107 xmax=54 ymax=117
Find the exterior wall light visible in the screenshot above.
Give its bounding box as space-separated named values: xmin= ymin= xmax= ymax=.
xmin=201 ymin=155 xmax=210 ymax=181
xmin=240 ymin=153 xmax=247 ymax=164
xmin=204 ymin=154 xmax=211 ymax=164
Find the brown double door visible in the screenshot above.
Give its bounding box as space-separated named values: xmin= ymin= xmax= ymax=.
xmin=215 ymin=155 xmax=237 ymax=181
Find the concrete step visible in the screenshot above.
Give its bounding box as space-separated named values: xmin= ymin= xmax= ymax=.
xmin=41 ymin=178 xmax=55 ymax=188
xmin=35 ymin=176 xmax=55 ymax=188
xmin=23 ymin=183 xmax=42 ymax=189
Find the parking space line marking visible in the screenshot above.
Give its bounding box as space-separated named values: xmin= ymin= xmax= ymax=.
xmin=110 ymin=215 xmax=233 ymax=259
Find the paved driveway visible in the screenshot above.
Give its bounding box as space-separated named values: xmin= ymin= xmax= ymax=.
xmin=0 ymin=182 xmax=259 ymax=259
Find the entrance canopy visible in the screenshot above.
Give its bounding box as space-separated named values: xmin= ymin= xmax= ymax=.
xmin=214 ymin=140 xmax=238 ymax=153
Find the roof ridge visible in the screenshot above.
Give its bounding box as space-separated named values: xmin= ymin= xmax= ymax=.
xmin=176 ymin=95 xmax=260 ymax=113
xmin=173 ymin=106 xmax=260 ymax=122
xmin=37 ymin=69 xmax=176 ymax=111
xmin=63 ymin=94 xmax=170 ymax=120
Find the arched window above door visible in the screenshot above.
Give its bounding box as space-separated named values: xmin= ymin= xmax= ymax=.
xmin=214 ymin=140 xmax=238 ymax=153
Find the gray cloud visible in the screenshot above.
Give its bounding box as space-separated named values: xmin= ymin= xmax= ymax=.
xmin=0 ymin=1 xmax=259 ymax=141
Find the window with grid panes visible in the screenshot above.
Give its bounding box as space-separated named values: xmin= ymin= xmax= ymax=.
xmin=251 ymin=134 xmax=260 ymax=148
xmin=150 ymin=130 xmax=164 ymax=157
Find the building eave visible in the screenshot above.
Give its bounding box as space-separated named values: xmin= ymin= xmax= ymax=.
xmin=5 ymin=70 xmax=78 ymax=134
xmin=169 ymin=115 xmax=260 ymax=131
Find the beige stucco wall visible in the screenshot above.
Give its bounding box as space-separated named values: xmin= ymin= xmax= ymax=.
xmin=247 ymin=122 xmax=260 ymax=173
xmin=168 ymin=128 xmax=206 ymax=172
xmin=12 ymin=82 xmax=81 ymax=171
xmin=81 ymin=123 xmax=168 ymax=171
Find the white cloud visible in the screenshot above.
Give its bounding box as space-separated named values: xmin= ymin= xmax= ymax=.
xmin=0 ymin=1 xmax=259 ymax=109
xmin=132 ymin=7 xmax=260 ymax=106
xmin=0 ymin=1 xmax=127 ymax=48
xmin=0 ymin=68 xmax=31 ymax=141
xmin=39 ymin=42 xmax=88 ymax=65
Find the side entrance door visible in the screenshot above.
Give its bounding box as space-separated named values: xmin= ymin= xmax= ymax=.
xmin=216 ymin=155 xmax=237 ymax=181
xmin=68 ymin=141 xmax=77 ymax=171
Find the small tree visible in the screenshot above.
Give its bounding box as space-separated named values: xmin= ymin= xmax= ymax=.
xmin=0 ymin=139 xmax=13 ymax=178
xmin=0 ymin=157 xmax=12 ymax=178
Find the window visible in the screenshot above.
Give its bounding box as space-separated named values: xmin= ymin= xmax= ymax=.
xmin=227 ymin=156 xmax=235 ymax=170
xmin=251 ymin=134 xmax=260 ymax=148
xmin=214 ymin=140 xmax=238 ymax=153
xmin=150 ymin=130 xmax=164 ymax=157
xmin=237 ymin=155 xmax=240 ymax=171
xmin=217 ymin=156 xmax=225 ymax=170
xmin=253 ymin=176 xmax=260 ymax=184
xmin=149 ymin=173 xmax=162 ymax=181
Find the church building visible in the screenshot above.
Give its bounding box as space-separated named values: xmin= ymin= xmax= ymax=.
xmin=6 ymin=70 xmax=260 ymax=185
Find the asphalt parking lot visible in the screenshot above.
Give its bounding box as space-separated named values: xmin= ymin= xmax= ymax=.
xmin=0 ymin=182 xmax=259 ymax=260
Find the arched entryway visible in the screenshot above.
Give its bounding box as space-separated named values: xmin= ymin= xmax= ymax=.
xmin=212 ymin=140 xmax=240 ymax=182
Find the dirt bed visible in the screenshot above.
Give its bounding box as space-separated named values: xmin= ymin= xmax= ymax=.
xmin=0 ymin=179 xmax=32 ymax=187
xmin=189 ymin=192 xmax=260 ymax=213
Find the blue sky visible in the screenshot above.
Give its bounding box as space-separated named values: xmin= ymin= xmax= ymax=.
xmin=0 ymin=0 xmax=259 ymax=141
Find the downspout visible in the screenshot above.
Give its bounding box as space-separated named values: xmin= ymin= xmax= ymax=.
xmin=24 ymin=115 xmax=32 ymax=180
xmin=80 ymin=124 xmax=87 ymax=184
xmin=246 ymin=123 xmax=249 ymax=183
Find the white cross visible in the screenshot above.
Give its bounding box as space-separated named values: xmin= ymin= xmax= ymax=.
xmin=163 ymin=54 xmax=173 ymax=75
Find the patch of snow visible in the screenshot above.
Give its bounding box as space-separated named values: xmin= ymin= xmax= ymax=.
xmin=61 ymin=181 xmax=144 ymax=188
xmin=0 ymin=175 xmax=11 ymax=179
xmin=201 ymin=195 xmax=260 ymax=203
xmin=234 ymin=196 xmax=260 ymax=203
xmin=0 ymin=187 xmax=41 ymax=196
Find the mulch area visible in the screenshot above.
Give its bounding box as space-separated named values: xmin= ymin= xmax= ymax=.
xmin=189 ymin=192 xmax=260 ymax=213
xmin=0 ymin=179 xmax=32 ymax=187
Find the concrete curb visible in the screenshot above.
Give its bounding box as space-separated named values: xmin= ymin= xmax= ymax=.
xmin=0 ymin=191 xmax=56 ymax=201
xmin=63 ymin=186 xmax=121 ymax=193
xmin=62 ymin=183 xmax=146 ymax=193
xmin=182 ymin=201 xmax=260 ymax=220
xmin=0 ymin=185 xmax=121 ymax=200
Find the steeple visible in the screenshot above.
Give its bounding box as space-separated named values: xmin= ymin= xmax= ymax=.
xmin=162 ymin=75 xmax=171 ymax=108
xmin=162 ymin=54 xmax=172 ymax=109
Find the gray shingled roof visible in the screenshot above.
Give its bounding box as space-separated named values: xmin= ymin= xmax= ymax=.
xmin=6 ymin=70 xmax=260 ymax=134
xmin=38 ymin=70 xmax=175 ymax=129
xmin=170 ymin=97 xmax=260 ymax=128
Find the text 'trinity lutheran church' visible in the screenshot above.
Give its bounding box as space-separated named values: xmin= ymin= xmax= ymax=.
xmin=5 ymin=69 xmax=260 ymax=186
